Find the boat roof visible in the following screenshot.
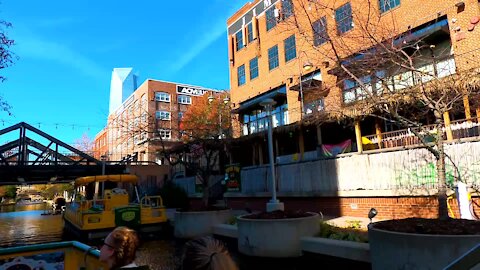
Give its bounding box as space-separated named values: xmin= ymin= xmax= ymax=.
xmin=74 ymin=174 xmax=138 ymax=186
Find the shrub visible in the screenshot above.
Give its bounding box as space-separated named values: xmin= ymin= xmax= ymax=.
xmin=318 ymin=221 xmax=368 ymax=243
xmin=157 ymin=181 xmax=189 ymax=209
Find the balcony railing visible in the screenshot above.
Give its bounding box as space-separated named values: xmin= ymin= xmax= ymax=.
xmin=363 ymin=118 xmax=480 ymax=150
xmin=343 ymin=55 xmax=456 ymax=104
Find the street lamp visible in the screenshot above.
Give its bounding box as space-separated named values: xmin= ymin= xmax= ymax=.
xmin=260 ymin=98 xmax=284 ymax=212
xmin=208 ymin=94 xmax=215 ymax=103
xmin=299 ymin=60 xmax=313 ymax=118
xmin=220 ymin=96 xmax=230 ymax=138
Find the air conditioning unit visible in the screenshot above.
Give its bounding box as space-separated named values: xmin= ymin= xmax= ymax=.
xmin=274 ymin=8 xmax=280 ymax=18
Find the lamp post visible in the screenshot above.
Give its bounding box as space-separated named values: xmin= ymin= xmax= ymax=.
xmin=208 ymin=94 xmax=230 ymax=139
xmin=260 ymin=98 xmax=284 ymax=212
xmin=299 ymin=60 xmax=313 ymax=118
xmin=221 ymin=96 xmax=230 ymax=138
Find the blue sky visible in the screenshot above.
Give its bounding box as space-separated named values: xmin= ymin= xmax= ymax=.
xmin=0 ymin=0 xmax=245 ymax=146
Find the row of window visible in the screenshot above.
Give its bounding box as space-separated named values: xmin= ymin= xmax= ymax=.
xmin=235 ymin=0 xmax=294 ymax=52
xmin=234 ymin=0 xmax=400 ymax=53
xmin=155 ymin=111 xmax=185 ymax=121
xmin=237 ymin=34 xmax=296 ymax=86
xmin=343 ymin=57 xmax=456 ymax=104
xmin=242 ymin=103 xmax=289 ymax=135
xmin=155 ymin=92 xmax=192 ymax=104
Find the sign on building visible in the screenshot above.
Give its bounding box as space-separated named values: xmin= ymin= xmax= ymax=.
xmin=176 ymin=85 xmax=209 ymax=96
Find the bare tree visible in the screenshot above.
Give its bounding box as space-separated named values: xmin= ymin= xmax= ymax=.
xmin=279 ymin=0 xmax=480 ymax=219
xmin=73 ymin=133 xmax=95 ymax=156
xmin=0 ymin=18 xmax=16 ymax=115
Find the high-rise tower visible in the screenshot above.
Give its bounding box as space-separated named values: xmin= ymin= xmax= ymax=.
xmin=109 ymin=68 xmax=138 ymax=114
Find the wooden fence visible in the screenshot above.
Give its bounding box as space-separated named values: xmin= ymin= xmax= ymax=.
xmin=240 ymin=141 xmax=480 ymax=194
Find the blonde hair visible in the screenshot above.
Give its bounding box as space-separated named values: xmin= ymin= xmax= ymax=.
xmin=182 ymin=236 xmax=238 ymax=270
xmin=109 ymin=226 xmax=140 ymax=268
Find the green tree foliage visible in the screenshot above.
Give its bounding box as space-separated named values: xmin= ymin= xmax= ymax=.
xmin=3 ymin=185 xmax=17 ymax=198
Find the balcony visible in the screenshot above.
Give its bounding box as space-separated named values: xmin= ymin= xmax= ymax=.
xmin=363 ymin=117 xmax=480 ymax=150
xmin=343 ymin=55 xmax=456 ymax=104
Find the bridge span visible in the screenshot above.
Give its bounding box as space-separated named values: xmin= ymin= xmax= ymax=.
xmin=0 ymin=122 xmax=126 ymax=185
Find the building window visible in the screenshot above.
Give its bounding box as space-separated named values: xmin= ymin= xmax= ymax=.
xmin=284 ymin=35 xmax=296 ymax=63
xmin=335 ymin=2 xmax=353 ymax=34
xmin=249 ymin=57 xmax=259 ymax=80
xmin=282 ymin=0 xmax=294 ymax=19
xmin=268 ymin=45 xmax=279 ymax=70
xmin=379 ymin=0 xmax=400 ymax=13
xmin=156 ymin=111 xmax=171 ymax=120
xmin=178 ymin=95 xmax=192 ymax=104
xmin=313 ymin=17 xmax=328 ymax=46
xmin=237 ymin=64 xmax=246 ymax=86
xmin=235 ymin=30 xmax=244 ymax=51
xmin=178 ymin=111 xmax=184 ymax=120
xmin=305 ymin=99 xmax=325 ymax=115
xmin=266 ymin=6 xmax=277 ymax=31
xmin=247 ymin=23 xmax=254 ymax=43
xmin=242 ymin=103 xmax=289 ymax=135
xmin=158 ymin=129 xmax=171 ymax=140
xmin=155 ymin=92 xmax=170 ymax=102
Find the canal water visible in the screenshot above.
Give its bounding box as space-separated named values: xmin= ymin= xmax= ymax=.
xmin=0 ymin=204 xmax=370 ymax=270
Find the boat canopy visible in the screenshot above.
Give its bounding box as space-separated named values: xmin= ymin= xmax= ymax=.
xmin=74 ymin=174 xmax=138 ymax=187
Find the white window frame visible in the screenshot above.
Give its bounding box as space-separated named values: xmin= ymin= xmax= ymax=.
xmin=178 ymin=95 xmax=192 ymax=105
xmin=156 ymin=111 xmax=171 ymax=120
xmin=155 ymin=92 xmax=171 ymax=102
xmin=158 ymin=129 xmax=171 ymax=140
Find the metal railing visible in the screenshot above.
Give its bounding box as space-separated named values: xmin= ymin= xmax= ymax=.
xmin=443 ymin=243 xmax=480 ymax=270
xmin=364 ymin=117 xmax=480 ymax=150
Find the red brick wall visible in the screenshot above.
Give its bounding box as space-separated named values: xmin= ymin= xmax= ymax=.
xmin=191 ymin=196 xmax=480 ymax=219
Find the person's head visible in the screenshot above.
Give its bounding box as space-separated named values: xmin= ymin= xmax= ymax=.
xmin=182 ymin=236 xmax=238 ymax=270
xmin=99 ymin=226 xmax=140 ymax=269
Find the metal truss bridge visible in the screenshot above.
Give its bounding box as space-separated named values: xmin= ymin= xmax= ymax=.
xmin=0 ymin=122 xmax=126 ymax=185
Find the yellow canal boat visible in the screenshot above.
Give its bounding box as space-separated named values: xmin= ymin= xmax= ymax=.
xmin=0 ymin=241 xmax=106 ymax=269
xmin=63 ymin=174 xmax=168 ymax=240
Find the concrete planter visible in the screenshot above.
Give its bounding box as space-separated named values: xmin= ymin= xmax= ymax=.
xmin=301 ymin=237 xmax=370 ymax=263
xmin=369 ymin=222 xmax=480 ymax=269
xmin=237 ymin=213 xmax=320 ymax=258
xmin=174 ymin=209 xmax=232 ymax=239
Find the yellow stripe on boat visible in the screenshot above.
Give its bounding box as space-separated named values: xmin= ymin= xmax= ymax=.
xmin=75 ymin=174 xmax=138 ymax=186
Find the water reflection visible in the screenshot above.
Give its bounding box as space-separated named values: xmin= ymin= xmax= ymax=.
xmin=0 ymin=202 xmax=50 ymax=213
xmin=0 ymin=203 xmax=64 ymax=247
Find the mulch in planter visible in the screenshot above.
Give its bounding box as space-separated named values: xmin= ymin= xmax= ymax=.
xmin=372 ymin=218 xmax=480 ymax=235
xmin=242 ymin=210 xmax=315 ymax=219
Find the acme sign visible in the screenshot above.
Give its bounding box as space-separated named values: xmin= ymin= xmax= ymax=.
xmin=176 ymin=85 xmax=208 ymax=96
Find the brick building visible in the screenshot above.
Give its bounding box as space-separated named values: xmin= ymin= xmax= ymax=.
xmin=219 ymin=0 xmax=480 ymax=218
xmin=227 ymin=0 xmax=480 ymax=166
xmin=94 ymin=75 xmax=224 ymax=164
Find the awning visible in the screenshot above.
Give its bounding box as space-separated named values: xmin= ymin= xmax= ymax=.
xmin=290 ymin=70 xmax=323 ymax=92
xmin=232 ymin=85 xmax=287 ymax=113
xmin=394 ymin=18 xmax=449 ymax=46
